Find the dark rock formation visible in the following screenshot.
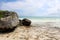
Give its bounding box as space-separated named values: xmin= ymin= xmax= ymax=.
xmin=22 ymin=18 xmax=31 ymax=26
xmin=19 ymin=19 xmax=23 ymax=26
xmin=0 ymin=11 xmax=19 ymax=32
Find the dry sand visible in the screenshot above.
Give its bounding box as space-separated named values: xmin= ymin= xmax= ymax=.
xmin=0 ymin=22 xmax=60 ymax=40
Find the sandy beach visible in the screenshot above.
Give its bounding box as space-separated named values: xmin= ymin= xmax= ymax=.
xmin=0 ymin=22 xmax=60 ymax=40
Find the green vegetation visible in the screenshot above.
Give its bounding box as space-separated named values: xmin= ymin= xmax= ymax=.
xmin=0 ymin=10 xmax=9 ymax=18
xmin=0 ymin=14 xmax=4 ymax=18
xmin=0 ymin=10 xmax=17 ymax=18
xmin=0 ymin=10 xmax=5 ymax=18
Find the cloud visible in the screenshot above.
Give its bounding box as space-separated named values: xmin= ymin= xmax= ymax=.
xmin=1 ymin=0 xmax=60 ymax=17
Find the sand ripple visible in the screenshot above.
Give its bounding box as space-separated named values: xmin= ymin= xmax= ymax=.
xmin=0 ymin=22 xmax=60 ymax=40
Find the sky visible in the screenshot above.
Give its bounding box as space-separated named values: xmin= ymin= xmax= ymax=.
xmin=0 ymin=0 xmax=60 ymax=17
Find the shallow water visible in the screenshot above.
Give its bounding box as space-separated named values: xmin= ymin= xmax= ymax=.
xmin=19 ymin=17 xmax=60 ymax=22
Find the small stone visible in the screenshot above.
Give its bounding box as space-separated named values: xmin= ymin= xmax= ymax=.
xmin=22 ymin=18 xmax=31 ymax=26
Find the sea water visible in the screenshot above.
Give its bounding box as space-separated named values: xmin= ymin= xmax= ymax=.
xmin=19 ymin=16 xmax=60 ymax=22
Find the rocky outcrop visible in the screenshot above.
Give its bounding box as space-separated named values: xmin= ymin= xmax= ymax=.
xmin=0 ymin=11 xmax=19 ymax=29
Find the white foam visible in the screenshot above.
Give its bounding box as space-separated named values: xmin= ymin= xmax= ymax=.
xmin=31 ymin=19 xmax=60 ymax=22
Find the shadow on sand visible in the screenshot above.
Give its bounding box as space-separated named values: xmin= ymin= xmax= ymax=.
xmin=0 ymin=27 xmax=17 ymax=34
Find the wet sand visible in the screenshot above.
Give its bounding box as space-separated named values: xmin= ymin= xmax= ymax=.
xmin=0 ymin=22 xmax=60 ymax=40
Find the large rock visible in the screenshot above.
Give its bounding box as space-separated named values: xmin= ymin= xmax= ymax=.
xmin=0 ymin=11 xmax=19 ymax=29
xmin=22 ymin=18 xmax=31 ymax=26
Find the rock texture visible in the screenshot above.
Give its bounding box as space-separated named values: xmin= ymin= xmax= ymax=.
xmin=22 ymin=18 xmax=31 ymax=26
xmin=19 ymin=19 xmax=23 ymax=26
xmin=0 ymin=11 xmax=19 ymax=29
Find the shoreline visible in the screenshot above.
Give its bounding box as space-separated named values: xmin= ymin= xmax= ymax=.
xmin=19 ymin=18 xmax=60 ymax=22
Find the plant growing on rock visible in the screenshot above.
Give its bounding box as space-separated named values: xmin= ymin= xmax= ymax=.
xmin=0 ymin=10 xmax=19 ymax=33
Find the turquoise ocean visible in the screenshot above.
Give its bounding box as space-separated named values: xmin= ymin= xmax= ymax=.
xmin=19 ymin=16 xmax=60 ymax=22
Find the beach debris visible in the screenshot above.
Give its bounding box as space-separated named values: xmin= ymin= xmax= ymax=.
xmin=0 ymin=10 xmax=19 ymax=33
xmin=22 ymin=18 xmax=31 ymax=26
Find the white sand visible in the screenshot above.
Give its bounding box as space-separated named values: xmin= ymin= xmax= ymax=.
xmin=0 ymin=22 xmax=60 ymax=40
